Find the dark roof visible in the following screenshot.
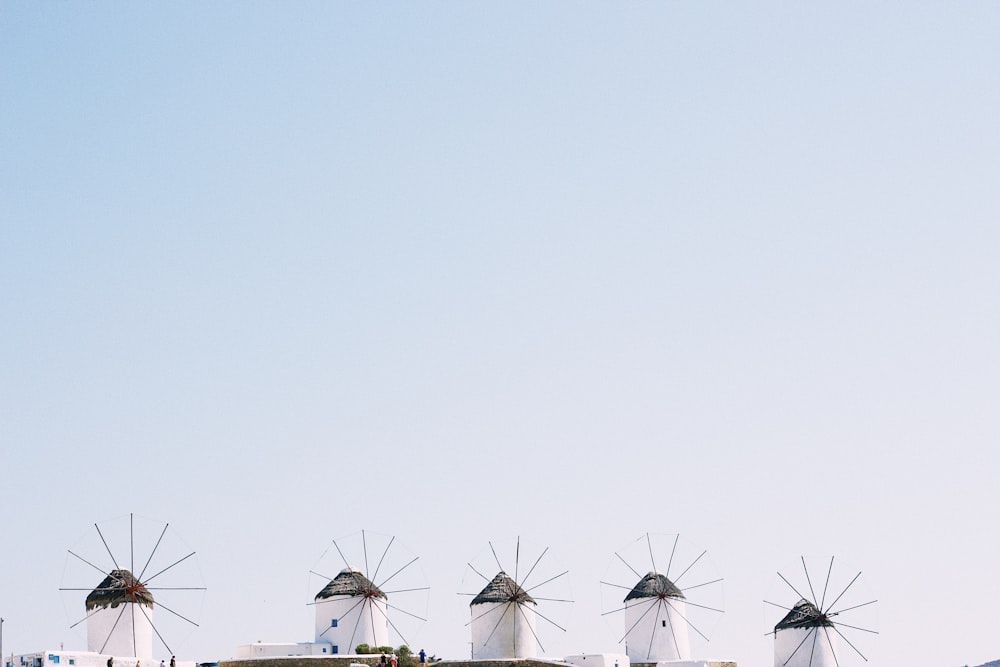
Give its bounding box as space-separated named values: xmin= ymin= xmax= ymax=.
xmin=315 ymin=568 xmax=386 ymax=601
xmin=85 ymin=569 xmax=154 ymax=610
xmin=774 ymin=599 xmax=832 ymax=630
xmin=471 ymin=572 xmax=535 ymax=606
xmin=624 ymin=572 xmax=685 ymax=602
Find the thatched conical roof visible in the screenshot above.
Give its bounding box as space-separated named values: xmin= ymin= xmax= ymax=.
xmin=85 ymin=569 xmax=154 ymax=610
xmin=624 ymin=571 xmax=685 ymax=602
xmin=315 ymin=568 xmax=386 ymax=601
xmin=774 ymin=599 xmax=832 ymax=630
xmin=471 ymin=571 xmax=535 ymax=606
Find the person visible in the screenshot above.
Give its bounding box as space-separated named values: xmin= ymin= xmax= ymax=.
xmin=160 ymin=661 xmax=165 ymax=667
xmin=418 ymin=650 xmax=426 ymax=664
xmin=379 ymin=654 xmax=386 ymax=667
xmin=170 ymin=658 xmax=176 ymax=667
xmin=107 ymin=658 xmax=113 ymax=667
xmin=390 ymin=656 xmax=397 ymax=667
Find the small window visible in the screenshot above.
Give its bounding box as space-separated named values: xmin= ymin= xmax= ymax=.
xmin=322 ymin=649 xmax=327 ymax=654
xmin=70 ymin=662 xmax=76 ymax=666
xmin=331 ymin=619 xmax=338 ymax=628
xmin=662 ymin=620 xmax=666 ymax=627
xmin=332 ymin=647 xmax=339 ymax=655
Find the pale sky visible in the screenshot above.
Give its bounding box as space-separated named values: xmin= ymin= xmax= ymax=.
xmin=2 ymin=3 xmax=999 ymax=667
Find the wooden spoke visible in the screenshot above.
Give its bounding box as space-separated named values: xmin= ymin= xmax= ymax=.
xmin=781 ymin=627 xmax=816 ymax=667
xmin=524 ymin=570 xmax=567 ymax=593
xmin=831 ymin=625 xmax=869 ymax=662
xmin=95 ymin=523 xmax=122 ymax=573
xmin=664 ymin=598 xmax=710 ymax=642
xmin=371 ymin=534 xmax=395 ymax=585
xmin=137 ymin=522 xmax=169 ymax=582
xmin=666 ymin=535 xmax=679 ymax=579
xmin=802 ymin=557 xmax=819 ymax=610
xmin=819 ymin=557 xmax=834 ymax=612
xmin=143 ymin=552 xmax=195 ymax=586
xmin=673 ymin=550 xmax=706 ymax=586
xmin=519 ymin=546 xmax=549 ymax=590
xmin=824 ymin=571 xmax=862 ymax=615
xmin=778 ymin=570 xmax=812 ymax=606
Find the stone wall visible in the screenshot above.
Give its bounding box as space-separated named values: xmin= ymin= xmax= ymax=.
xmin=437 ymin=660 xmax=566 ymax=667
xmin=223 ymin=659 xmax=735 ymax=667
xmin=222 ymin=657 xmax=383 ymax=667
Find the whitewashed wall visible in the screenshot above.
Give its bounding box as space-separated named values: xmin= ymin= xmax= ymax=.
xmin=623 ymin=598 xmax=690 ymax=662
xmin=469 ymin=601 xmax=538 ymax=660
xmin=235 ymin=643 xmax=338 ymax=658
xmin=564 ymin=653 xmax=630 ymax=667
xmin=87 ymin=604 xmax=154 ymax=659
xmin=773 ymin=626 xmax=838 ymax=667
xmin=313 ymin=595 xmax=389 ymax=653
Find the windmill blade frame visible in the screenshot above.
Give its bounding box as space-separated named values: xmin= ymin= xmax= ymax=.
xmin=59 ymin=513 xmax=206 ymax=659
xmin=308 ymin=530 xmax=429 ymax=653
xmin=600 ymin=532 xmax=725 ymax=663
xmin=767 ymin=556 xmax=879 ymax=667
xmin=459 ymin=536 xmax=573 ymax=660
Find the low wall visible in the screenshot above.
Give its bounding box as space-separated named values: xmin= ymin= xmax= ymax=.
xmin=438 ymin=661 xmax=737 ymax=667
xmin=437 ymin=661 xmax=568 ymax=667
xmin=222 ymin=658 xmax=383 ymax=667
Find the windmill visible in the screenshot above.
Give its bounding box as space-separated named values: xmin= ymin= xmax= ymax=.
xmin=459 ymin=537 xmax=572 ymax=660
xmin=765 ymin=556 xmax=878 ymax=667
xmin=59 ymin=513 xmax=205 ymax=659
xmin=600 ymin=533 xmax=725 ymax=663
xmin=308 ymin=530 xmax=429 ymax=655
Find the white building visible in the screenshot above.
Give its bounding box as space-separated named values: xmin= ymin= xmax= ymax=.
xmin=233 ymin=643 xmax=338 ymax=659
xmin=85 ymin=570 xmax=154 ymax=660
xmin=6 ymin=650 xmax=195 ymax=667
xmin=623 ymin=572 xmax=690 ymax=663
xmin=773 ymin=599 xmax=837 ymax=667
xmin=469 ymin=572 xmax=538 ymax=660
xmin=564 ymin=654 xmax=630 ymax=667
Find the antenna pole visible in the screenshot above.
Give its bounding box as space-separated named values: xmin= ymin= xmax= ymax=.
xmin=666 ymin=535 xmax=679 ymax=579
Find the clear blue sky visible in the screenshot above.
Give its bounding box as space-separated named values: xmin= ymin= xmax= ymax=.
xmin=2 ymin=3 xmax=998 ymax=667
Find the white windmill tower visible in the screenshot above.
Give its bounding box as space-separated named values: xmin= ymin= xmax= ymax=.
xmin=309 ymin=530 xmax=429 ymax=655
xmin=766 ymin=557 xmax=878 ymax=667
xmin=60 ymin=514 xmax=206 ymax=659
xmin=85 ymin=570 xmax=155 ymax=658
xmin=622 ymin=571 xmax=690 ymax=662
xmin=313 ymin=567 xmax=389 ymax=652
xmin=601 ymin=533 xmax=725 ymax=664
xmin=462 ymin=538 xmax=571 ymax=660
xmin=772 ymin=599 xmax=837 ymax=667
xmin=470 ymin=572 xmax=538 ymax=659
